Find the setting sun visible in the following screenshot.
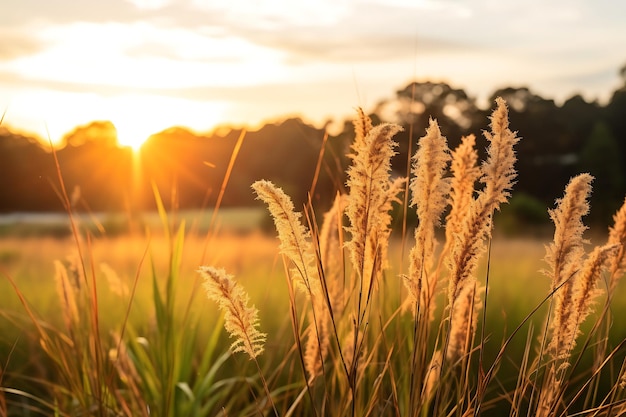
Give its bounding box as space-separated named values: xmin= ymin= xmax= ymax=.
xmin=114 ymin=118 xmax=157 ymax=150
xmin=110 ymin=95 xmax=227 ymax=150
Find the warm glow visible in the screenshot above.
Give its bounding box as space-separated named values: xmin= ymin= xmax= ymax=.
xmin=0 ymin=0 xmax=622 ymax=147
xmin=109 ymin=94 xmax=227 ymax=150
xmin=114 ymin=121 xmax=156 ymax=151
xmin=4 ymin=89 xmax=228 ymax=149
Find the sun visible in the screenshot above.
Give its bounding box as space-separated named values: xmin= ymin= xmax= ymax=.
xmin=108 ymin=95 xmax=227 ymax=151
xmin=114 ymin=120 xmax=155 ymax=151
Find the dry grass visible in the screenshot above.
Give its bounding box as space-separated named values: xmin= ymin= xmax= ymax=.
xmin=200 ymin=98 xmax=626 ymax=416
xmin=2 ymin=98 xmax=626 ymax=416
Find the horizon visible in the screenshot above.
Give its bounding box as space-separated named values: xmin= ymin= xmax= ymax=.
xmin=1 ymin=75 xmax=624 ymax=151
xmin=1 ymin=0 xmax=625 ymax=149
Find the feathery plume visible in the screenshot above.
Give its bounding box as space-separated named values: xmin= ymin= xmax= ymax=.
xmin=479 ymin=97 xmax=519 ymax=207
xmin=303 ymin=302 xmax=330 ymax=382
xmin=543 ymin=174 xmax=592 ymax=362
xmin=572 ymin=244 xmax=619 ymax=331
xmin=54 ymin=260 xmax=80 ymax=329
xmin=379 ymin=176 xmax=408 ymax=270
xmin=544 ymin=174 xmax=592 ymax=289
xmin=608 ymin=197 xmax=626 ymax=291
xmin=423 ymin=350 xmax=442 ymax=402
xmin=353 ymin=107 xmax=373 ymax=149
xmin=303 ymin=194 xmax=348 ymax=382
xmin=345 ymin=122 xmax=403 ymax=282
xmin=199 ymin=266 xmax=266 ymax=359
xmin=447 ymin=98 xmax=519 ymax=305
xmin=101 ymin=262 xmax=129 ymax=298
xmin=551 ymin=243 xmax=616 ymax=364
xmin=319 ymin=193 xmax=348 ymax=315
xmin=447 ymin=282 xmax=481 ymax=362
xmin=252 ymin=180 xmax=320 ymax=296
xmin=444 ymin=134 xmax=480 ymax=251
xmin=406 ymin=119 xmax=451 ymax=317
xmin=443 ymin=99 xmax=518 ymax=364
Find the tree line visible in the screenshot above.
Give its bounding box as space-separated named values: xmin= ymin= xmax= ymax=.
xmin=1 ymin=67 xmax=625 ymax=226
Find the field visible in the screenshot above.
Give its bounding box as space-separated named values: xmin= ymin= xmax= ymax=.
xmin=2 ymin=100 xmax=626 ymax=417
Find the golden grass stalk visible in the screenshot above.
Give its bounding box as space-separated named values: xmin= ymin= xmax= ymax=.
xmin=252 ymin=180 xmax=320 ymax=297
xmin=537 ymin=174 xmax=613 ymax=417
xmin=319 ymin=193 xmax=348 ymax=315
xmin=536 ymin=243 xmax=617 ymax=417
xmin=54 ymin=260 xmax=80 ymax=330
xmin=571 ymin=244 xmax=619 ymax=333
xmin=199 ymin=266 xmax=266 ymax=359
xmin=345 ymin=121 xmax=403 ymax=284
xmin=405 ymin=118 xmax=451 ymax=318
xmin=544 ymin=174 xmax=592 ymax=289
xmin=446 ymin=282 xmax=481 ymax=362
xmin=353 ymin=107 xmax=373 ymax=149
xmin=423 ymin=349 xmax=442 ymax=402
xmin=446 ymin=97 xmax=519 ymax=306
xmin=101 ymin=262 xmax=129 ymax=299
xmin=444 ymin=134 xmax=480 ymax=254
xmin=544 ymin=173 xmax=593 ymax=362
xmin=608 ymin=197 xmax=626 ymax=291
xmin=444 ymin=98 xmax=518 ymax=364
xmin=343 ymin=116 xmax=404 ymax=406
xmin=557 ymin=242 xmax=617 ymax=364
xmin=304 ymin=303 xmax=330 ymax=383
xmin=302 ymin=193 xmax=347 ymax=383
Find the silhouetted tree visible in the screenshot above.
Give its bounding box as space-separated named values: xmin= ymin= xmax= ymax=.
xmin=57 ymin=121 xmax=133 ymax=212
xmin=578 ymin=121 xmax=625 ymax=223
xmin=1 ymin=64 xmax=626 ymax=219
xmin=374 ymin=81 xmax=480 ymax=176
xmin=0 ymin=128 xmax=58 ymax=212
xmin=605 ymin=70 xmax=626 ymax=160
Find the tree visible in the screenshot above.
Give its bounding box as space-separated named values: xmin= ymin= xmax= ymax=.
xmin=578 ymin=121 xmax=624 ymax=224
xmin=373 ymin=81 xmax=480 ymax=178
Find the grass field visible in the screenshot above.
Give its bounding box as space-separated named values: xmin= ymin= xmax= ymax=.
xmin=2 ymin=100 xmax=626 ymax=416
xmin=2 ymin=220 xmax=625 ymax=416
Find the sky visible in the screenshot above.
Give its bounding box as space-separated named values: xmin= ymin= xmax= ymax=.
xmin=1 ymin=0 xmax=625 ymax=148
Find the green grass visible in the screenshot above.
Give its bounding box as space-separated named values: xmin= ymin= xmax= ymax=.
xmin=1 ymin=231 xmax=622 ymax=416
xmin=0 ymin=233 xmax=588 ymax=412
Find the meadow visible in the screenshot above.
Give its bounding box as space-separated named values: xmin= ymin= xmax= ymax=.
xmin=1 ymin=99 xmax=626 ymax=416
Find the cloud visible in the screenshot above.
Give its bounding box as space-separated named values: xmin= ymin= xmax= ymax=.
xmin=0 ymin=21 xmax=290 ymax=90
xmin=0 ymin=30 xmax=46 ymax=60
xmin=124 ymin=0 xmax=173 ymax=10
xmin=1 ymin=0 xmax=625 ymax=139
xmin=189 ymin=0 xmax=351 ymax=28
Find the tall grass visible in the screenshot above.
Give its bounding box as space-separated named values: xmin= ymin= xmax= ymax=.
xmin=0 ymin=139 xmax=262 ymax=415
xmin=2 ymin=98 xmax=626 ymax=416
xmin=204 ymin=98 xmax=626 ymax=416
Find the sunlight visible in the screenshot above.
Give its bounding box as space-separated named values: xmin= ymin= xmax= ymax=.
xmin=5 ymin=89 xmax=228 ymax=149
xmin=10 ymin=22 xmax=288 ymax=89
xmin=114 ymin=121 xmax=157 ymax=151
xmin=109 ymin=94 xmax=226 ymax=150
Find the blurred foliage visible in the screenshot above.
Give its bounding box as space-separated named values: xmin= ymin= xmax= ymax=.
xmin=1 ymin=64 xmax=626 ymax=226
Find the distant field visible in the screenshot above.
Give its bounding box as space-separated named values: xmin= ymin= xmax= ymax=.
xmin=0 ymin=207 xmax=267 ymax=237
xmin=2 ymin=229 xmax=622 ymax=346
